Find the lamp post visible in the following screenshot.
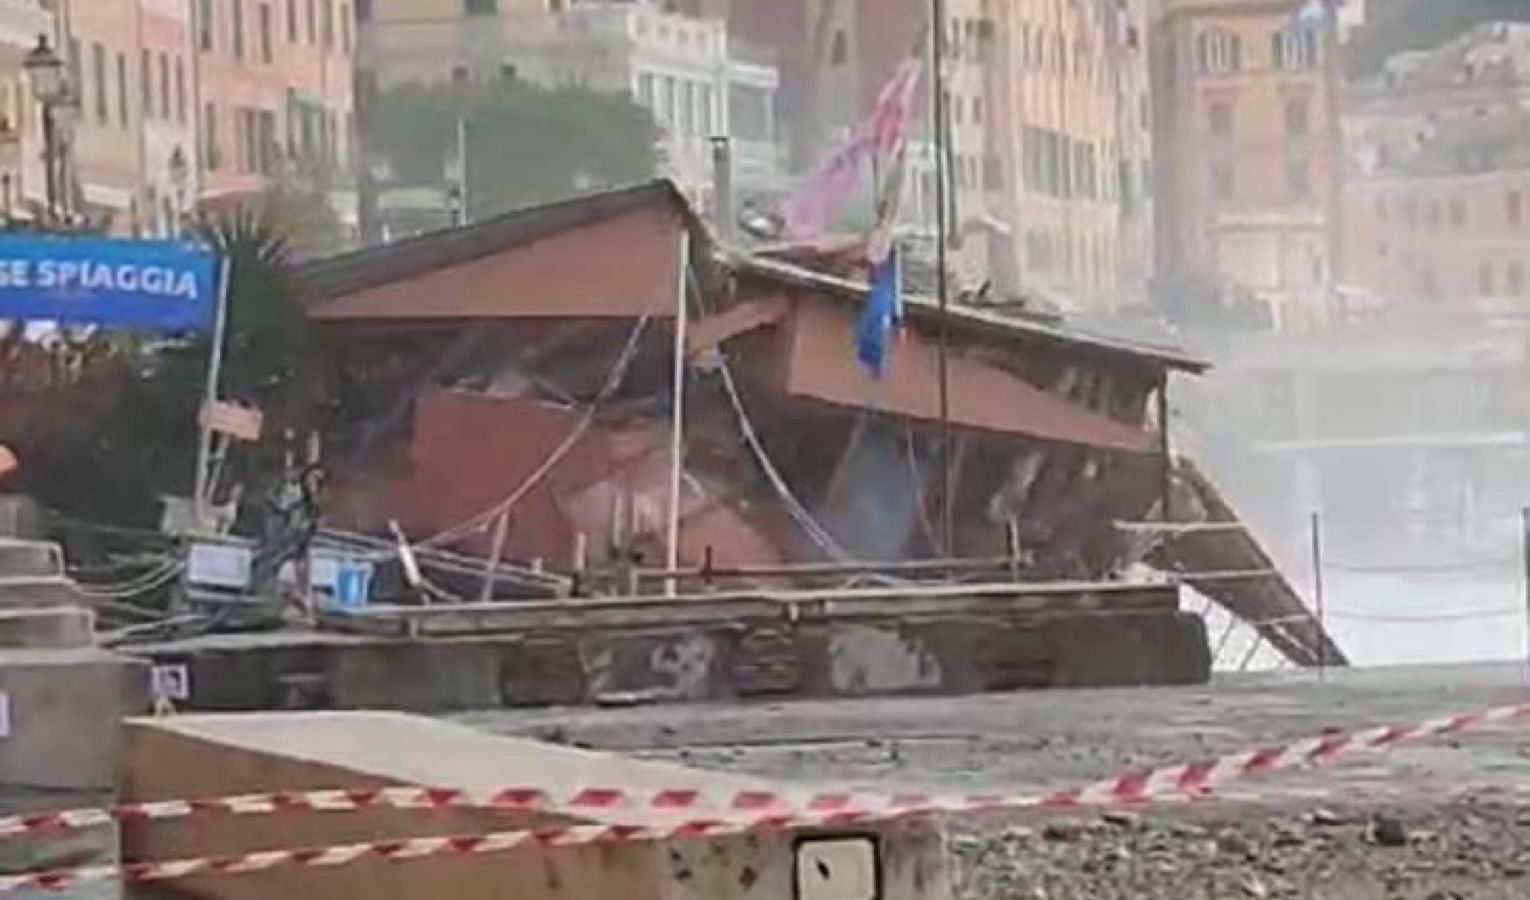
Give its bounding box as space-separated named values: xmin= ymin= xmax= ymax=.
xmin=22 ymin=35 xmax=67 ymax=224
xmin=167 ymin=145 xmax=190 ymax=237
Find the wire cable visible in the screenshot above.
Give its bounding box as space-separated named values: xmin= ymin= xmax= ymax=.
xmin=411 ymin=316 xmax=652 ymax=549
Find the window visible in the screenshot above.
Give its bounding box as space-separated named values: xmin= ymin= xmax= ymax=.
xmin=232 ymin=0 xmax=245 ymax=58
xmin=287 ymin=0 xmax=298 ymax=42
xmin=260 ymin=3 xmax=273 ymax=62
xmin=341 ymin=4 xmax=352 ymax=52
xmin=204 ymin=102 xmax=220 ymax=169
xmin=698 ymin=84 xmax=713 ymax=135
xmin=1510 ymin=262 xmax=1526 ymax=295
xmin=91 ymin=42 xmax=107 ymax=124
xmin=1287 ymin=156 xmax=1312 ymax=199
xmin=1480 ymin=263 xmax=1497 ymax=296
xmin=1426 ymin=199 xmax=1442 ymax=230
xmin=1284 ymin=95 xmax=1309 ymax=136
xmin=637 ymin=72 xmax=655 ymax=106
xmin=1208 ymin=100 xmax=1232 ymax=137
xmin=463 ymin=0 xmax=496 ymax=14
xmin=140 ymin=50 xmax=153 ymax=112
xmin=1212 ymin=161 xmax=1234 ymax=200
xmin=830 ymin=29 xmax=847 ymax=66
xmin=322 ymin=0 xmax=334 ymax=48
xmin=1403 ymin=197 xmax=1418 ymax=228
xmin=678 ymin=80 xmax=694 ymax=134
xmin=1375 ymin=197 xmax=1387 ymax=222
xmin=1272 ymin=27 xmax=1317 ymax=70
xmin=199 ymin=0 xmax=214 ymax=51
xmin=1196 ymin=28 xmax=1241 ymax=74
xmin=307 ymin=0 xmax=317 ymax=43
xmin=1420 ymin=265 xmax=1439 ymax=300
xmin=175 ymin=58 xmax=187 ymax=123
xmin=116 ymin=52 xmax=128 ymax=126
xmin=1509 ymin=190 xmax=1524 ymax=226
xmin=1449 ymin=196 xmax=1465 ymax=227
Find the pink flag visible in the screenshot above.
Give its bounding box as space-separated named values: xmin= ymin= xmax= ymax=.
xmin=783 ymin=133 xmax=874 ymax=238
xmin=783 ymin=60 xmax=923 ymax=240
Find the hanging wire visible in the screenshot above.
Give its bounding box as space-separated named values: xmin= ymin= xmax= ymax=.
xmin=391 ymin=316 xmax=652 ymax=549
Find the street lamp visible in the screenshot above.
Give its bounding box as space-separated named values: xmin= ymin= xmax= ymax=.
xmin=22 ymin=35 xmax=68 ymax=223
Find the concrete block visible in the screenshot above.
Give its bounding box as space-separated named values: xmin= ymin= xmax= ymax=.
xmin=0 ymin=497 xmax=43 ymax=540
xmin=0 ymin=648 xmax=149 ymax=791
xmin=120 ymin=713 xmax=952 ymax=900
xmin=0 ymin=541 xmax=63 ymax=578
xmin=0 ymin=606 xmax=93 ymax=649
xmin=1048 ymin=611 xmax=1212 ymax=688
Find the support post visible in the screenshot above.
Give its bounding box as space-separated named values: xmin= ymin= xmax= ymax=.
xmin=192 ymin=258 xmax=233 ymax=529
xmin=1157 ymin=375 xmax=1172 ymax=522
xmin=1310 ymin=510 xmax=1326 ymax=679
xmin=453 ymin=114 xmax=468 ymax=226
xmin=931 ymin=0 xmax=955 ymax=558
xmin=1521 ymin=507 xmax=1529 ymax=678
xmin=664 ymin=231 xmax=691 ymax=597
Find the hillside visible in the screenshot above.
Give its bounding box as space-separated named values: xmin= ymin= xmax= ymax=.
xmin=1346 ymin=0 xmax=1530 ymax=75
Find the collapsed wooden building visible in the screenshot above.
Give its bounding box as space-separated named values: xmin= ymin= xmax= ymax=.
xmin=295 ymin=180 xmax=1345 ymax=677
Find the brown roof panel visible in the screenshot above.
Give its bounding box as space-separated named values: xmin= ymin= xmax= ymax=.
xmin=299 ymin=180 xmax=696 ymax=319
xmin=782 ymin=301 xmax=1155 ymax=453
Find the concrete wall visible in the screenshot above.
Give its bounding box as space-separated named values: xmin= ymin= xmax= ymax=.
xmin=120 ymin=713 xmax=951 ymax=900
xmin=128 ymin=585 xmax=1210 ymax=713
xmin=0 ymin=648 xmax=148 ymax=791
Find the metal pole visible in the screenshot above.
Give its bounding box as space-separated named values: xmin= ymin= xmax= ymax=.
xmin=1310 ymin=509 xmax=1326 ymax=679
xmin=1320 ymin=0 xmax=1344 ymax=293
xmin=1521 ymin=506 xmax=1529 ymax=677
xmin=454 ymin=113 xmax=468 ymax=226
xmin=664 ymin=231 xmax=691 ymax=597
xmin=40 ymin=103 xmax=56 ymax=222
xmin=192 ymin=258 xmax=233 ymax=528
xmin=931 ymin=0 xmax=955 ymax=556
xmin=1157 ymin=374 xmax=1172 ymax=521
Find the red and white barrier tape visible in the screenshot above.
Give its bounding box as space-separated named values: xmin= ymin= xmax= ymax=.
xmin=10 ymin=778 xmax=1530 ymax=895
xmin=3 ymin=701 xmax=1528 ymax=842
xmin=1 ymin=700 xmax=1526 ymax=892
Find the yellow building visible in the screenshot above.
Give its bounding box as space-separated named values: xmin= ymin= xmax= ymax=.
xmin=1149 ymin=0 xmax=1342 ymax=326
xmin=985 ymin=0 xmax=1152 ymax=309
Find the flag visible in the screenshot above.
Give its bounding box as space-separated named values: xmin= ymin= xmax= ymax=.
xmin=783 ymin=134 xmax=874 ymax=238
xmin=864 ymin=60 xmax=923 ymax=269
xmin=784 ymin=59 xmax=923 ymax=240
xmin=856 ymin=248 xmax=899 ymax=378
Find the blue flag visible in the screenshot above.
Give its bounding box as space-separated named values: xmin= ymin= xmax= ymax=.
xmin=0 ymin=236 xmax=219 ymax=333
xmin=856 ymin=250 xmax=898 ymax=377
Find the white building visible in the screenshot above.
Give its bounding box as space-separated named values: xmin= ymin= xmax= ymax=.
xmin=553 ymin=0 xmax=784 ymax=199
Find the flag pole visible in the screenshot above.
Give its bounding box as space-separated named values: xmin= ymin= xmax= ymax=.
xmin=930 ymin=0 xmax=955 ymax=556
xmin=664 ymin=229 xmax=691 ymax=597
xmin=192 ymin=256 xmax=232 ymax=529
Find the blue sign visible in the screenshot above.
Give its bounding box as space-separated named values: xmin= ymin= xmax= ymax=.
xmin=0 ymin=236 xmax=220 ymax=333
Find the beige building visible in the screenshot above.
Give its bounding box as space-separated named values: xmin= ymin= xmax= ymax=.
xmin=0 ymin=0 xmax=58 ymax=220
xmin=1344 ymin=22 xmax=1530 ymax=307
xmin=989 ymin=0 xmax=1154 ymax=308
xmin=1150 ymin=0 xmax=1342 ymax=327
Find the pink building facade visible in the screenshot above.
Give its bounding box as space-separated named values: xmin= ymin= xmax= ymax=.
xmin=193 ymin=0 xmax=355 ymax=215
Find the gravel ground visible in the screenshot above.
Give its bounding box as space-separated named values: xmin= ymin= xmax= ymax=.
xmin=454 ymin=662 xmax=1530 ymax=899
xmin=950 ymin=797 xmax=1530 ymax=899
